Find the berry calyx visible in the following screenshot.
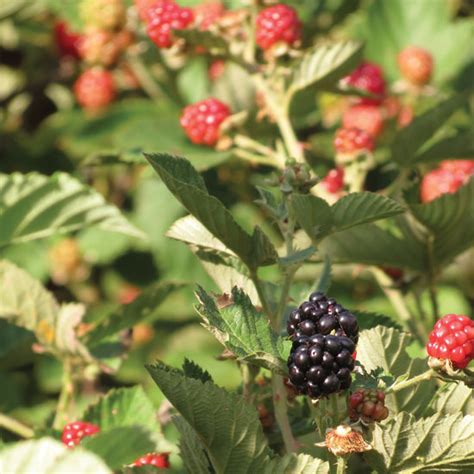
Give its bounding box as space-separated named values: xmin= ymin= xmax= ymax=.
xmin=427 ymin=314 xmax=474 ymax=369
xmin=74 ymin=68 xmax=116 ymax=111
xmin=180 ymin=98 xmax=231 ymax=146
xmin=133 ymin=452 xmax=170 ymax=468
xmin=397 ymin=46 xmax=433 ymax=86
xmin=348 ymin=389 xmax=389 ymax=423
xmin=342 ymin=104 xmax=384 ymax=138
xmin=80 ymin=0 xmax=126 ymax=31
xmin=144 ymin=0 xmax=194 ymax=49
xmin=420 ymin=161 xmax=474 ymax=203
xmin=334 ymin=127 xmax=375 ymax=156
xmin=255 ymin=4 xmax=301 ymax=50
xmin=342 ymin=62 xmax=386 ymax=105
xmin=61 ymin=421 xmax=100 ymax=448
xmin=322 ymin=168 xmax=344 ymax=194
xmin=54 ymin=21 xmax=83 ymax=59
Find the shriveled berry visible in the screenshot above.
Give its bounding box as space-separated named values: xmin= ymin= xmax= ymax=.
xmin=180 ymin=98 xmax=231 ymax=146
xmin=427 ymin=314 xmax=474 ymax=369
xmin=342 ymin=104 xmax=384 ymax=138
xmin=145 ymin=0 xmax=194 ymax=49
xmin=61 ymin=421 xmax=100 ymax=448
xmin=397 ymin=46 xmax=433 ymax=86
xmin=342 ymin=62 xmax=386 ymax=105
xmin=334 ymin=127 xmax=375 ymax=155
xmin=133 ymin=452 xmax=170 ymax=468
xmin=255 ymin=4 xmax=301 ymax=50
xmin=74 ymin=68 xmax=116 ymax=111
xmin=349 ymin=389 xmax=388 ymax=423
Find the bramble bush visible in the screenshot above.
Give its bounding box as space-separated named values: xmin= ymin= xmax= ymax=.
xmin=0 ymin=0 xmax=473 ymax=472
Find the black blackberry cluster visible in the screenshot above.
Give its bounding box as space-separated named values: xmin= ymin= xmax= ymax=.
xmin=287 ymin=291 xmax=359 ymax=344
xmin=287 ymin=292 xmax=359 ymax=398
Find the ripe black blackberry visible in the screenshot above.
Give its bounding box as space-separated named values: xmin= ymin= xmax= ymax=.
xmin=287 ymin=334 xmax=355 ymax=398
xmin=286 ymin=291 xmax=359 ymax=344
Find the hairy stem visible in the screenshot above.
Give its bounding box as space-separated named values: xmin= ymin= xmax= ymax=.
xmin=0 ymin=413 xmax=34 ymax=439
xmin=127 ymin=54 xmax=163 ymax=100
xmin=336 ymin=456 xmax=347 ymax=474
xmin=387 ymin=369 xmax=435 ymax=393
xmin=53 ymin=359 xmax=75 ymax=430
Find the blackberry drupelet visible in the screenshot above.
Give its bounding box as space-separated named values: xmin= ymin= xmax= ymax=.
xmin=287 ymin=291 xmax=359 ymax=344
xmin=287 ymin=334 xmax=355 ymax=398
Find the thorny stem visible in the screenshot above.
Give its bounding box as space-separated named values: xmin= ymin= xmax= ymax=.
xmin=336 ymin=456 xmax=347 ymax=474
xmin=240 ymin=363 xmax=253 ymax=401
xmin=0 ymin=413 xmax=34 ymax=439
xmin=387 ymin=369 xmax=435 ymax=393
xmin=53 ymin=358 xmax=75 ymax=430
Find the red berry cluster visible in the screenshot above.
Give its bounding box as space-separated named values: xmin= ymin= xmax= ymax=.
xmin=180 ymin=98 xmax=231 ymax=146
xmin=61 ymin=420 xmax=169 ymax=468
xmin=342 ymin=103 xmax=384 ymax=139
xmin=133 ymin=452 xmax=170 ymax=468
xmin=255 ymin=4 xmax=302 ymax=50
xmin=334 ymin=127 xmax=374 ymax=156
xmin=74 ymin=68 xmax=116 ymax=111
xmin=322 ymin=168 xmax=345 ymax=194
xmin=420 ymin=160 xmax=474 ymax=203
xmin=427 ymin=314 xmax=474 ymax=369
xmin=398 ymin=46 xmax=433 ymax=86
xmin=348 ymin=389 xmax=388 ymax=423
xmin=61 ymin=421 xmax=100 ymax=448
xmin=143 ymin=0 xmax=194 ymax=49
xmin=342 ymin=62 xmax=386 ymax=105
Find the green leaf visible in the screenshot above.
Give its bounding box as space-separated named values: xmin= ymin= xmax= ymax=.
xmin=0 ymin=319 xmax=33 ymax=357
xmin=427 ymin=382 xmax=474 ymax=416
xmin=331 ymin=192 xmax=405 ymax=232
xmin=195 ymin=287 xmax=287 ymax=374
xmin=81 ymin=426 xmax=155 ymax=470
xmin=408 ymin=178 xmax=474 ymax=265
xmin=0 ymin=438 xmax=110 ymax=473
xmin=288 ymin=41 xmax=363 ymax=98
xmin=177 ymin=57 xmax=211 ymax=104
xmin=263 ymin=454 xmax=329 ymax=474
xmin=319 ymin=224 xmax=425 ymax=271
xmin=365 ymin=412 xmax=474 ymax=473
xmin=415 ymin=129 xmax=474 ymax=164
xmin=357 ymin=327 xmax=436 ymax=416
xmin=182 ymin=358 xmax=213 ymax=384
xmin=390 ymin=95 xmax=465 ymax=166
xmin=83 ymin=386 xmax=159 ymax=434
xmin=0 ymin=172 xmax=144 ymax=247
xmin=146 ymin=361 xmax=270 ymax=474
xmin=85 ymin=282 xmax=181 ymax=346
xmin=174 ymin=417 xmax=211 ymax=474
xmin=279 ymin=246 xmax=316 ymax=268
xmin=353 ymin=311 xmax=402 ymax=332
xmin=145 ymin=153 xmax=277 ymax=268
xmin=290 ymin=194 xmax=333 ymax=242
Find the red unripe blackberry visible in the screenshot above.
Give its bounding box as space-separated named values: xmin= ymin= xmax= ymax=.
xmin=420 ymin=165 xmax=473 ymax=203
xmin=79 ymin=28 xmax=132 ymax=66
xmin=342 ymin=104 xmax=384 ymax=138
xmin=334 ymin=127 xmax=375 ymax=156
xmin=342 ymin=62 xmax=386 ymax=105
xmin=255 ymin=4 xmax=302 ymax=50
xmin=397 ymin=46 xmax=433 ymax=86
xmin=348 ymin=389 xmax=388 ymax=423
xmin=180 ymin=98 xmax=231 ymax=146
xmin=145 ymin=0 xmax=194 ymax=49
xmin=440 ymin=160 xmax=474 ymax=176
xmin=74 ymin=68 xmax=116 ymax=111
xmin=427 ymin=314 xmax=474 ymax=369
xmin=322 ymin=168 xmax=344 ymax=194
xmin=54 ymin=21 xmax=82 ymax=59
xmin=61 ymin=421 xmax=100 ymax=448
xmin=133 ymin=452 xmax=170 ymax=468
xmin=135 ymin=0 xmax=156 ymax=21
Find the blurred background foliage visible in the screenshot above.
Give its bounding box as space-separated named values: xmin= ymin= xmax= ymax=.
xmin=0 ymin=0 xmax=472 ymax=452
